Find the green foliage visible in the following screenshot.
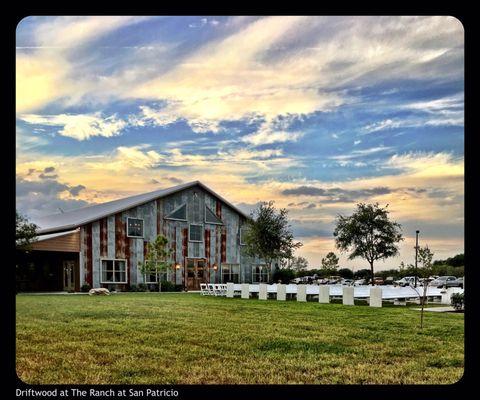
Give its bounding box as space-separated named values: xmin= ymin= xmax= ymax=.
xmin=337 ymin=268 xmax=354 ymax=279
xmin=138 ymin=235 xmax=172 ymax=291
xmin=450 ymin=293 xmax=464 ymax=311
xmin=80 ymin=284 xmax=91 ymax=293
xmin=129 ymin=284 xmax=148 ymax=292
xmin=283 ymin=256 xmax=309 ymax=271
xmin=353 ymin=269 xmax=372 ymax=279
xmin=272 ymin=268 xmax=296 ymax=283
xmin=244 ymin=201 xmax=302 ymax=268
xmin=159 ymin=280 xmax=182 ymax=292
xmin=16 ymin=211 xmax=38 ymax=248
xmin=334 ymin=203 xmax=403 ymax=284
xmin=417 ymin=245 xmax=434 ymax=277
xmin=322 ymin=251 xmax=338 ymax=272
xmin=433 ymin=253 xmax=464 ymax=268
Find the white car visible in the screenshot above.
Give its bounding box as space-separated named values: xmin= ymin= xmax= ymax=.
xmin=394 ymin=276 xmax=420 ymax=287
xmin=354 ymin=278 xmax=366 ymax=286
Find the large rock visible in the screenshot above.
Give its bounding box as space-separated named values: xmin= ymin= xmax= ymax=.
xmin=89 ymin=288 xmax=111 ymax=296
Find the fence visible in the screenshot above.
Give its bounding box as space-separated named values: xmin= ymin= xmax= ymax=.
xmin=225 ymin=283 xmax=463 ymax=307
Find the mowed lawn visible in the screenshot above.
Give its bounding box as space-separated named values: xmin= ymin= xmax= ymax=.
xmin=16 ymin=293 xmax=463 ymax=384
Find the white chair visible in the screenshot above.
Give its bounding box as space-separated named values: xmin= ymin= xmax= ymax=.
xmin=221 ymin=284 xmax=228 ymax=296
xmin=200 ymin=283 xmax=209 ymax=296
xmin=207 ymin=283 xmax=216 ymax=296
xmin=213 ymin=284 xmax=224 ymax=296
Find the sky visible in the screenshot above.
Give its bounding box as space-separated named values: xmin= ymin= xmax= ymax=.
xmin=15 ymin=16 xmax=464 ymax=270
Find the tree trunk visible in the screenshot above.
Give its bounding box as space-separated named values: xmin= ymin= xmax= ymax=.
xmin=420 ymin=281 xmax=428 ymax=329
xmin=158 ymin=272 xmax=161 ymax=293
xmin=369 ymin=261 xmax=374 ymax=286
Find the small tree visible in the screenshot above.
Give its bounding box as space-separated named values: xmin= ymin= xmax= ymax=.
xmin=243 ymin=201 xmax=302 ymax=277
xmin=333 ymin=203 xmax=403 ymax=285
xmin=285 ymin=256 xmax=309 ymax=272
xmin=138 ymin=235 xmax=172 ymax=292
xmin=413 ymin=245 xmax=434 ymax=329
xmin=16 ymin=211 xmax=38 ymax=248
xmin=321 ymin=252 xmax=339 ymax=274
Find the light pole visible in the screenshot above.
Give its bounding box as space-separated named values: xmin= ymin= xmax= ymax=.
xmin=414 ymin=230 xmax=420 ymax=288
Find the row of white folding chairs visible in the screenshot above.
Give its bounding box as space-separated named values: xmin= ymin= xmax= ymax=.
xmin=200 ymin=283 xmax=227 ymax=296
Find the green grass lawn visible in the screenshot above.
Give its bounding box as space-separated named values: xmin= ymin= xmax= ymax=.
xmin=16 ymin=293 xmax=464 ymax=384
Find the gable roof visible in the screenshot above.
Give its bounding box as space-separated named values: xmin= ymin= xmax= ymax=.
xmin=35 ymin=181 xmax=249 ymax=235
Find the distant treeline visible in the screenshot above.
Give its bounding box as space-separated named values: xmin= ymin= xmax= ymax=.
xmin=288 ymin=253 xmax=464 ymax=281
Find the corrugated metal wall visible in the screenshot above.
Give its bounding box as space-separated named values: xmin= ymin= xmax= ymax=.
xmin=78 ymin=184 xmax=271 ymax=289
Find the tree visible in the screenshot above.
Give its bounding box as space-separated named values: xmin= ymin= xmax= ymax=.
xmin=16 ymin=211 xmax=38 ymax=248
xmin=412 ymin=245 xmax=435 ymax=329
xmin=418 ymin=245 xmax=433 ymax=270
xmin=338 ymin=268 xmax=354 ymax=279
xmin=333 ymin=203 xmax=403 ymax=286
xmin=244 ymin=201 xmax=302 ymax=274
xmin=284 ymin=256 xmax=309 ymax=272
xmin=138 ymin=235 xmax=173 ymax=292
xmin=321 ymin=252 xmax=339 ymax=272
xmin=272 ymin=268 xmax=295 ymax=284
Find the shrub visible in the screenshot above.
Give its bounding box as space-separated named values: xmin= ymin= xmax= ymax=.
xmin=129 ymin=284 xmax=138 ymax=292
xmin=451 ymin=292 xmax=464 ymax=311
xmin=160 ymin=280 xmax=175 ymax=292
xmin=272 ymin=268 xmax=295 ymax=283
xmin=80 ymin=283 xmax=91 ymax=293
xmin=137 ymin=283 xmax=148 ymax=292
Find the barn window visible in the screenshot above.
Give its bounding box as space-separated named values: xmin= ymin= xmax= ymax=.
xmin=240 ymin=226 xmax=249 ymax=245
xmin=221 ymin=264 xmax=240 ymax=283
xmin=165 ymin=203 xmax=187 ymax=221
xmin=205 ymin=205 xmax=223 ymax=225
xmin=101 ymin=259 xmax=127 ymax=283
xmin=252 ymin=265 xmax=269 ymax=283
xmin=189 ymin=224 xmax=203 ymax=242
xmin=127 ymin=218 xmax=144 ymax=238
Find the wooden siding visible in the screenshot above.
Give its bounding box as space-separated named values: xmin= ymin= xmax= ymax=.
xmin=30 ymin=230 xmax=80 ymax=253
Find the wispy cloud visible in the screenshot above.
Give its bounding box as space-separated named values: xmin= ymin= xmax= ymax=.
xmin=19 ymin=113 xmax=127 ymax=140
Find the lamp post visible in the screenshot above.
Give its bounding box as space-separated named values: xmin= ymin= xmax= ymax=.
xmin=414 ymin=230 xmax=420 ymax=288
xmin=212 ymin=263 xmax=218 ymax=284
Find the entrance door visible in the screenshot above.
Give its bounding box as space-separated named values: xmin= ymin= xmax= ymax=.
xmin=185 ymin=259 xmax=206 ymax=290
xmin=63 ymin=260 xmax=75 ymax=291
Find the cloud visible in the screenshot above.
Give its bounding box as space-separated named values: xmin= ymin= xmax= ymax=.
xmin=19 ymin=113 xmax=127 ymax=140
xmin=329 ymin=146 xmax=394 ymax=161
xmin=16 ymin=176 xmax=89 ymax=220
xmin=281 ymin=186 xmax=392 ymax=203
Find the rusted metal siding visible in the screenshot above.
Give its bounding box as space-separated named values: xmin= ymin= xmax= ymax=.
xmin=77 ymin=183 xmax=268 ymax=290
xmin=100 ymin=218 xmax=108 ymax=257
xmin=30 ymin=230 xmax=80 ymax=253
xmin=85 ymin=223 xmax=93 ymax=286
xmin=91 ymin=221 xmax=100 ymax=287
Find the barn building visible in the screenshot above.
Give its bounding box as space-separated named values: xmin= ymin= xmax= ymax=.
xmin=17 ymin=181 xmax=275 ymax=292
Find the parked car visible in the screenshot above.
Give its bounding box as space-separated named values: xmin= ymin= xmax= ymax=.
xmin=394 ymin=276 xmax=419 ymax=287
xmin=373 ymin=277 xmax=384 ymax=285
xmin=354 ymin=278 xmax=366 ymax=286
xmin=317 ymin=278 xmax=329 ymax=285
xmin=457 ymin=277 xmax=464 ymax=289
xmin=328 ymin=276 xmax=342 ymax=284
xmin=341 ymin=278 xmax=354 ymax=286
xmin=384 ymin=276 xmax=395 ymax=284
xmin=430 ymin=276 xmax=461 ymax=288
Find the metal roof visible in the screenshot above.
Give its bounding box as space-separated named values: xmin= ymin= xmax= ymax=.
xmin=35 ymin=181 xmax=249 ymax=235
xmin=35 ymin=229 xmax=80 ymax=242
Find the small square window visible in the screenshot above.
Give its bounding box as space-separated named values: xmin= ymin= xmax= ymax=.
xmin=127 ymin=218 xmax=144 ymax=238
xmin=189 ymin=224 xmax=203 ymax=242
